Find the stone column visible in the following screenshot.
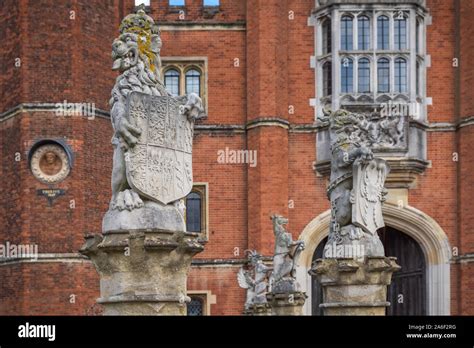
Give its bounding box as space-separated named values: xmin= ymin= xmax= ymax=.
xmin=80 ymin=203 xmax=204 ymax=315
xmin=267 ymin=291 xmax=307 ymax=316
xmin=310 ymin=257 xmax=400 ymax=316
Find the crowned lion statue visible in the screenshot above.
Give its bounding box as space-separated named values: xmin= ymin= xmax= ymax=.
xmin=108 ymin=7 xmax=204 ymax=212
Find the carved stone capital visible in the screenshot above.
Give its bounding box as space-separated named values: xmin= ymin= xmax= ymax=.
xmin=267 ymin=291 xmax=307 ymax=316
xmin=80 ymin=229 xmax=204 ymax=315
xmin=309 ymin=257 xmax=400 ymax=316
xmin=243 ymin=303 xmax=272 ymax=316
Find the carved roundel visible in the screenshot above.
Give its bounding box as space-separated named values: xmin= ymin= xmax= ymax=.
xmin=30 ymin=144 xmax=70 ymax=184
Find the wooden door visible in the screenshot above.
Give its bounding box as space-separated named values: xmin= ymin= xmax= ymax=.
xmin=379 ymin=227 xmax=426 ymax=315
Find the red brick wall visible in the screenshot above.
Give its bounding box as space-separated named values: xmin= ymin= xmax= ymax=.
xmin=460 ymin=0 xmax=474 ymax=118
xmin=458 ymin=0 xmax=474 ymax=315
xmin=0 ymin=262 xmax=99 ymax=315
xmin=426 ymin=0 xmax=456 ymax=123
xmin=287 ymin=0 xmax=314 ymax=125
xmin=288 ymin=132 xmax=328 ymax=240
xmin=0 ymin=0 xmax=22 ymax=112
xmin=193 ymin=133 xmax=248 ymax=259
xmin=160 ymin=30 xmax=247 ymax=124
xmin=188 ymin=266 xmax=244 ymax=315
xmin=0 ymin=0 xmax=473 ymax=316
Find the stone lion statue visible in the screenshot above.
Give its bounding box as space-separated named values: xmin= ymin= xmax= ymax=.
xmin=108 ymin=8 xmax=204 ymax=212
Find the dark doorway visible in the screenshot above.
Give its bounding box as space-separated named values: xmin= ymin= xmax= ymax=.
xmin=311 ymin=227 xmax=427 ymax=315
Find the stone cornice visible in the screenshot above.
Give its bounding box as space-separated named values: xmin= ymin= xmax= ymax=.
xmin=0 ymin=103 xmax=110 ymax=122
xmin=452 ymin=253 xmax=474 ymax=264
xmin=314 ymin=157 xmax=431 ymax=189
xmin=0 ymin=253 xmax=262 ymax=267
xmin=194 ymin=124 xmax=245 ymax=134
xmin=458 ymin=116 xmax=474 ymax=129
xmin=159 ymin=22 xmax=246 ymax=31
xmin=314 ymin=118 xmax=472 ymax=132
xmin=314 ymin=0 xmax=427 ymax=14
xmin=0 ymin=253 xmax=88 ymax=266
xmin=4 ymin=104 xmax=474 ymax=134
xmin=246 ymin=117 xmax=290 ymax=130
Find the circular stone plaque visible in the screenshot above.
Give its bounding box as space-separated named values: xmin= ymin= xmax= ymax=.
xmin=30 ymin=144 xmax=70 ymax=184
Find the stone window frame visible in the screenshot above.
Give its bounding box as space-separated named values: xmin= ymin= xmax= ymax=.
xmin=203 ymin=0 xmax=220 ymax=8
xmin=184 ymin=182 xmax=209 ymax=240
xmin=161 ymin=57 xmax=208 ymax=109
xmin=168 ymin=0 xmax=185 ymax=8
xmin=186 ymin=290 xmax=217 ymax=315
xmin=315 ymin=3 xmax=428 ymax=121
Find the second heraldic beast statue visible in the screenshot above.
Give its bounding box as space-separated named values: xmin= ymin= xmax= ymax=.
xmin=324 ymin=109 xmax=390 ymax=258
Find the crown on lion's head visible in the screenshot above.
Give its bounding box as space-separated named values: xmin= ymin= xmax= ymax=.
xmin=112 ymin=6 xmax=162 ymax=76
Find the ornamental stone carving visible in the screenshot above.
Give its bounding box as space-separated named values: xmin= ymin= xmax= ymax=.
xmin=237 ymin=250 xmax=272 ymax=312
xmin=30 ymin=144 xmax=71 ymax=184
xmin=108 ymin=7 xmax=205 ymax=214
xmin=270 ymin=214 xmax=305 ymax=293
xmin=324 ymin=109 xmax=390 ymax=258
xmin=319 ymin=109 xmax=407 ymax=151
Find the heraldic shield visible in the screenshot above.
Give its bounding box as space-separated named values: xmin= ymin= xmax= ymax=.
xmin=352 ymin=158 xmax=390 ymax=235
xmin=125 ymin=91 xmax=194 ymax=205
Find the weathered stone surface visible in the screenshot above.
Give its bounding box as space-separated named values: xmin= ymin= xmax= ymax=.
xmin=125 ymin=92 xmax=196 ymax=205
xmin=324 ymin=109 xmax=390 ymax=258
xmin=310 ymin=257 xmax=400 ymax=316
xmin=237 ymin=251 xmax=272 ymax=311
xmin=102 ymin=200 xmax=185 ymax=233
xmin=266 ymin=215 xmax=307 ymax=315
xmin=108 ymin=6 xmax=204 ymax=213
xmin=80 ymin=229 xmax=204 ymax=315
xmin=243 ymin=303 xmax=272 ymax=316
xmin=267 ymin=292 xmax=307 ymax=316
xmin=270 ymin=215 xmax=305 ymax=292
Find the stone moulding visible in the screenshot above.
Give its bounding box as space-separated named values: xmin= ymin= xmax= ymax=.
xmin=315 ymin=0 xmax=427 ymax=12
xmin=315 ymin=157 xmax=430 ymax=189
xmin=267 ymin=292 xmax=307 ymax=316
xmin=309 ymin=257 xmax=401 ymax=316
xmin=243 ymin=303 xmax=272 ymax=316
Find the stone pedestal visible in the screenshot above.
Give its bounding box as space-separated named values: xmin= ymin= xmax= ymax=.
xmin=243 ymin=303 xmax=272 ymax=316
xmin=80 ymin=224 xmax=204 ymax=315
xmin=267 ymin=291 xmax=307 ymax=316
xmin=309 ymin=257 xmax=400 ymax=316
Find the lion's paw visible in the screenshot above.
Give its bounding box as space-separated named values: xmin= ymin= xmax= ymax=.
xmin=111 ymin=190 xmax=144 ymax=211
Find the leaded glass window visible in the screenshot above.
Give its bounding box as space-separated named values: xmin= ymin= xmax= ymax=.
xmin=378 ymin=58 xmax=390 ymax=93
xmin=341 ymin=16 xmax=353 ymax=50
xmin=186 ymin=192 xmax=201 ymax=233
xmin=164 ymin=69 xmax=180 ymax=96
xmin=358 ymin=16 xmax=370 ymax=50
xmin=358 ymin=58 xmax=370 ymax=93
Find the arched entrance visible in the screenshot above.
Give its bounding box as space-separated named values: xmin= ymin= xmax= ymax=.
xmin=296 ymin=203 xmax=451 ymax=315
xmin=310 ymin=227 xmax=427 ymax=315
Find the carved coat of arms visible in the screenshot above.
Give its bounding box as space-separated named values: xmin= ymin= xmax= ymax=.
xmin=351 ymin=158 xmax=390 ymax=235
xmin=125 ymin=91 xmax=194 ymax=205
